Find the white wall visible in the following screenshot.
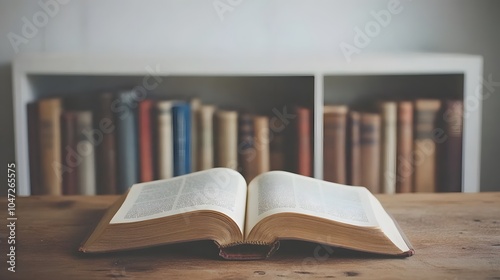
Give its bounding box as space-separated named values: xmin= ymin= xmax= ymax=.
xmin=1 ymin=0 xmax=499 ymax=191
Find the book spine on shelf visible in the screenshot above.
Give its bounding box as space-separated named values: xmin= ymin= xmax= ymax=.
xmin=380 ymin=102 xmax=397 ymax=194
xmin=396 ymin=101 xmax=414 ymax=193
xmin=269 ymin=117 xmax=286 ymax=171
xmin=214 ymin=110 xmax=238 ymax=170
xmin=96 ymin=93 xmax=117 ymax=194
xmin=438 ymin=100 xmax=463 ymax=192
xmin=139 ymin=99 xmax=155 ymax=182
xmin=360 ymin=113 xmax=381 ymax=193
xmin=323 ymin=105 xmax=348 ymax=184
xmin=253 ymin=115 xmax=270 ymax=180
xmin=196 ymin=105 xmax=216 ymax=171
xmin=190 ymin=98 xmax=201 ymax=172
xmin=38 ymin=98 xmax=63 ymax=195
xmin=74 ymin=111 xmax=96 ymax=195
xmin=348 ymin=111 xmax=362 ymax=186
xmin=60 ymin=111 xmax=78 ymax=195
xmin=238 ymin=113 xmax=256 ymax=182
xmin=27 ymin=102 xmax=41 ymax=195
xmin=414 ymin=99 xmax=441 ymax=193
xmin=172 ymin=102 xmax=192 ymax=176
xmin=296 ymin=107 xmax=312 ymax=177
xmin=156 ymin=101 xmax=174 ymax=179
xmin=115 ymin=91 xmax=139 ymax=193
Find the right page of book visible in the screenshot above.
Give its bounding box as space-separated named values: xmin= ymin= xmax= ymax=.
xmin=245 ymin=171 xmax=379 ymax=237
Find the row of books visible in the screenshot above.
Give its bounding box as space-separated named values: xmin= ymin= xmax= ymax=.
xmin=28 ymin=90 xmax=315 ymax=195
xmin=323 ymin=99 xmax=463 ymax=193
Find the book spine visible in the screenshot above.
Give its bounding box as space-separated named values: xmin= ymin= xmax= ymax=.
xmin=380 ymin=102 xmax=397 ymax=194
xmin=157 ymin=101 xmax=174 ymax=179
xmin=214 ymin=110 xmax=238 ymax=169
xmin=269 ymin=118 xmax=286 ymax=171
xmin=172 ymin=103 xmax=192 ymax=176
xmin=27 ymin=102 xmax=41 ymax=195
xmin=238 ymin=113 xmax=256 ymax=182
xmin=96 ymin=93 xmax=117 ymax=194
xmin=438 ymin=100 xmax=463 ymax=192
xmin=38 ymin=98 xmax=63 ymax=195
xmin=139 ymin=99 xmax=155 ymax=182
xmin=414 ymin=99 xmax=441 ymax=193
xmin=348 ymin=111 xmax=362 ymax=186
xmin=196 ymin=105 xmax=215 ymax=171
xmin=360 ymin=113 xmax=381 ymax=193
xmin=60 ymin=111 xmax=78 ymax=195
xmin=296 ymin=107 xmax=312 ymax=177
xmin=190 ymin=98 xmax=201 ymax=172
xmin=115 ymin=91 xmax=139 ymax=193
xmin=74 ymin=111 xmax=96 ymax=195
xmin=253 ymin=115 xmax=270 ymax=179
xmin=396 ymin=102 xmax=414 ymax=193
xmin=323 ymin=106 xmax=348 ymax=183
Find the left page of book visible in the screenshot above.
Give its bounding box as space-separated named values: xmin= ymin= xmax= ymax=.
xmin=110 ymin=168 xmax=248 ymax=234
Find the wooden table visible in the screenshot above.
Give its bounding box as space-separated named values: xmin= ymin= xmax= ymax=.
xmin=0 ymin=193 xmax=499 ymax=279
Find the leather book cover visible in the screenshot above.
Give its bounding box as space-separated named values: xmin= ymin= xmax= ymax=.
xmin=253 ymin=115 xmax=270 ymax=179
xmin=214 ymin=110 xmax=238 ymax=170
xmin=238 ymin=113 xmax=256 ymax=182
xmin=437 ymin=100 xmax=463 ymax=192
xmin=96 ymin=93 xmax=117 ymax=194
xmin=296 ymin=107 xmax=312 ymax=177
xmin=139 ymin=99 xmax=155 ymax=182
xmin=60 ymin=111 xmax=78 ymax=195
xmin=379 ymin=102 xmax=397 ymax=194
xmin=196 ymin=105 xmax=216 ymax=171
xmin=115 ymin=91 xmax=139 ymax=193
xmin=360 ymin=113 xmax=381 ymax=193
xmin=269 ymin=118 xmax=286 ymax=171
xmin=27 ymin=102 xmax=41 ymax=195
xmin=218 ymin=241 xmax=280 ymax=260
xmin=396 ymin=101 xmax=413 ymax=193
xmin=172 ymin=102 xmax=192 ymax=176
xmin=38 ymin=98 xmax=63 ymax=195
xmin=348 ymin=111 xmax=362 ymax=186
xmin=323 ymin=105 xmax=348 ymax=183
xmin=414 ymin=99 xmax=441 ymax=193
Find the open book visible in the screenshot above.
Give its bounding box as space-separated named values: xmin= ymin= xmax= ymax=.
xmin=80 ymin=168 xmax=414 ymax=259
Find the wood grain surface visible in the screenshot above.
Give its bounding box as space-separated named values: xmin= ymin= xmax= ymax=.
xmin=0 ymin=193 xmax=499 ymax=279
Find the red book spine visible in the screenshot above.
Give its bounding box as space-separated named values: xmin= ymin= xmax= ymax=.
xmin=296 ymin=107 xmax=312 ymax=177
xmin=61 ymin=111 xmax=78 ymax=195
xmin=139 ymin=100 xmax=155 ymax=182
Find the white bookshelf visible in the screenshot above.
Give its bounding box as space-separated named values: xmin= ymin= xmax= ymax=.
xmin=13 ymin=53 xmax=483 ymax=195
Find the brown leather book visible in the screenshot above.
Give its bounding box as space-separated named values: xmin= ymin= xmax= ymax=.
xmin=348 ymin=111 xmax=362 ymax=186
xmin=396 ymin=102 xmax=414 ymax=193
xmin=379 ymin=102 xmax=397 ymax=194
xmin=296 ymin=107 xmax=312 ymax=177
xmin=60 ymin=111 xmax=78 ymax=195
xmin=253 ymin=115 xmax=270 ymax=180
xmin=437 ymin=100 xmax=463 ymax=192
xmin=27 ymin=102 xmax=42 ymax=195
xmin=214 ymin=110 xmax=238 ymax=170
xmin=413 ymin=99 xmax=441 ymax=193
xmin=360 ymin=113 xmax=381 ymax=193
xmin=96 ymin=93 xmax=117 ymax=194
xmin=238 ymin=113 xmax=256 ymax=182
xmin=139 ymin=99 xmax=155 ymax=182
xmin=38 ymin=98 xmax=63 ymax=195
xmin=196 ymin=105 xmax=216 ymax=171
xmin=323 ymin=105 xmax=348 ymax=183
xmin=269 ymin=118 xmax=286 ymax=171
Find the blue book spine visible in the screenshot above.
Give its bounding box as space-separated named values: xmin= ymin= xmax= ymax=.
xmin=172 ymin=103 xmax=191 ymax=176
xmin=115 ymin=91 xmax=139 ymax=193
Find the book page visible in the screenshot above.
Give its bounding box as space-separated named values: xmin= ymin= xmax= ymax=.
xmin=245 ymin=171 xmax=379 ymax=237
xmin=110 ymin=168 xmax=247 ymax=234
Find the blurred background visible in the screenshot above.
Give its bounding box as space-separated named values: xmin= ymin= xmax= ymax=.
xmin=0 ymin=0 xmax=499 ymax=192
